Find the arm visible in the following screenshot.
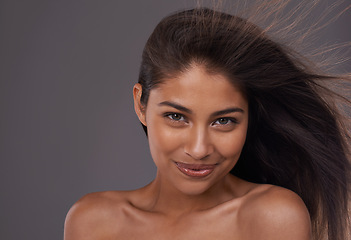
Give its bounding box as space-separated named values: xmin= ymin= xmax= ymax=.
xmin=239 ymin=186 xmax=312 ymax=240
xmin=64 ymin=192 xmax=119 ymax=240
xmin=64 ymin=194 xmax=98 ymax=240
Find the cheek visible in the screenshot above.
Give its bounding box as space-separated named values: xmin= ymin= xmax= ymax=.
xmin=149 ymin=128 xmax=174 ymax=152
xmin=147 ymin=120 xmax=183 ymax=163
xmin=214 ymin=127 xmax=247 ymax=159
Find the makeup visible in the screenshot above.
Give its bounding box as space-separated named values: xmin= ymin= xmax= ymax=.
xmin=175 ymin=162 xmax=217 ymax=178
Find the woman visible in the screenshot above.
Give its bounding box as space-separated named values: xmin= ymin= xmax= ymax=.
xmin=64 ymin=5 xmax=350 ymax=240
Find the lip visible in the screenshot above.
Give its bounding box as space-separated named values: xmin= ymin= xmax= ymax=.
xmin=174 ymin=162 xmax=217 ymax=178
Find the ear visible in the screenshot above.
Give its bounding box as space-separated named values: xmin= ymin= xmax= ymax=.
xmin=133 ymin=83 xmax=147 ymax=126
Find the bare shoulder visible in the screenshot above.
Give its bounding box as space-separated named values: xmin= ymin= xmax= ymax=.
xmin=238 ymin=184 xmax=312 ymax=240
xmin=64 ymin=191 xmax=131 ymax=240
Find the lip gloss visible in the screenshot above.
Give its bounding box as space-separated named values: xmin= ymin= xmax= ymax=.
xmin=175 ymin=162 xmax=216 ymax=178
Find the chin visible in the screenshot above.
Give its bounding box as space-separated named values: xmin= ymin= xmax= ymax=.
xmin=173 ymin=177 xmax=224 ymax=196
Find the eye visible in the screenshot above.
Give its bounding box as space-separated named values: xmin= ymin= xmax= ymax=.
xmin=217 ymin=118 xmax=230 ymax=125
xmin=212 ymin=117 xmax=237 ymax=126
xmin=166 ymin=113 xmax=185 ymax=121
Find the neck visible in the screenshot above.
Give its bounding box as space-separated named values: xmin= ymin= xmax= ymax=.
xmin=142 ymin=172 xmax=239 ymax=217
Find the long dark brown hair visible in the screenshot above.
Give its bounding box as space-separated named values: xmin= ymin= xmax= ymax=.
xmin=137 ymin=3 xmax=350 ymax=240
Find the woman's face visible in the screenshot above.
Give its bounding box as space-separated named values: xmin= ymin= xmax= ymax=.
xmin=134 ymin=65 xmax=248 ymax=195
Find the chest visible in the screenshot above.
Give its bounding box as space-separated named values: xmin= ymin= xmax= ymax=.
xmin=116 ymin=210 xmax=241 ymax=240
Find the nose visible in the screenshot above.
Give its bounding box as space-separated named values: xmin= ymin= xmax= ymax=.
xmin=184 ymin=126 xmax=214 ymax=160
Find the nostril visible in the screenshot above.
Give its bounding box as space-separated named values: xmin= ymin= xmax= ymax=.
xmin=184 ymin=147 xmax=212 ymax=160
xmin=183 ymin=129 xmax=214 ymax=160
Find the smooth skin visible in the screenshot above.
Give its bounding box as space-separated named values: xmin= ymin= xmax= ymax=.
xmin=64 ymin=65 xmax=312 ymax=240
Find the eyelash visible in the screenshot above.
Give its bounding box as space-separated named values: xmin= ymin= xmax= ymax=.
xmin=165 ymin=113 xmax=186 ymax=122
xmin=164 ymin=113 xmax=238 ymax=126
xmin=212 ymin=117 xmax=238 ymax=126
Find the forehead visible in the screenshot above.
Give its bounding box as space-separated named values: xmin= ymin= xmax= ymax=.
xmin=148 ymin=66 xmax=248 ymax=111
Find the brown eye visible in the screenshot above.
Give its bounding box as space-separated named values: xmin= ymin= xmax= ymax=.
xmin=213 ymin=117 xmax=237 ymax=126
xmin=167 ymin=113 xmax=184 ymax=121
xmin=218 ymin=118 xmax=229 ymax=124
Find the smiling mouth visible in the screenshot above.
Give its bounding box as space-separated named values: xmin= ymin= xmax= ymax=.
xmin=175 ymin=162 xmax=217 ymax=178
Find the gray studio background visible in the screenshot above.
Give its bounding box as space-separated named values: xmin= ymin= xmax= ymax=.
xmin=1 ymin=1 xmax=350 ymax=239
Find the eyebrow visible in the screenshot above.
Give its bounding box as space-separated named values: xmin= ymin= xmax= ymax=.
xmin=158 ymin=101 xmax=192 ymax=114
xmin=210 ymin=107 xmax=244 ymax=118
xmin=158 ymin=101 xmax=244 ymax=116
